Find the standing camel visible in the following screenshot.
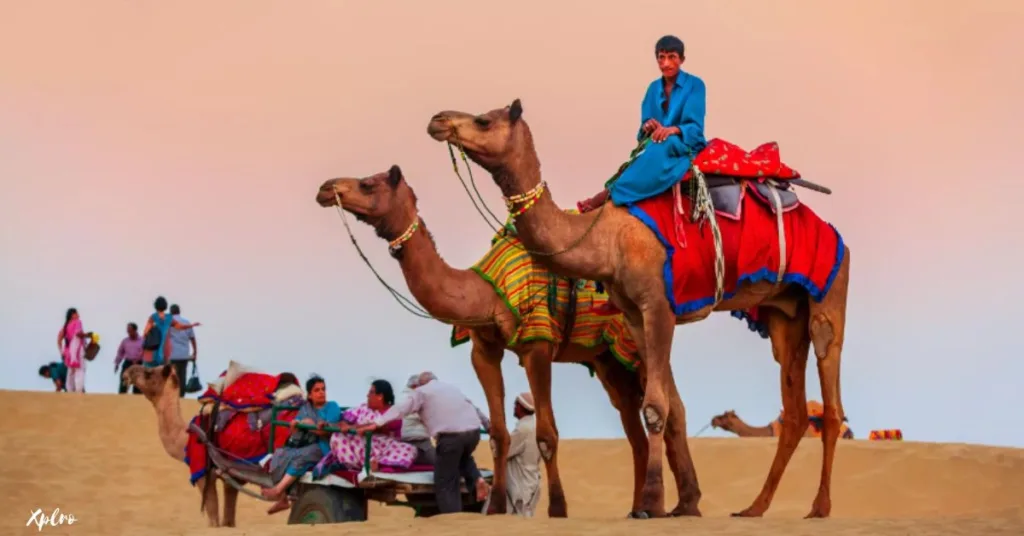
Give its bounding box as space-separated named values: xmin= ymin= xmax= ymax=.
xmin=124 ymin=364 xmax=239 ymax=527
xmin=426 ymin=99 xmax=851 ymax=519
xmin=315 ymin=165 xmax=696 ymax=517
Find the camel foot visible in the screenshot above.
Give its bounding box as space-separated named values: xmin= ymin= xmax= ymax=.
xmin=804 ymin=509 xmax=829 ymax=519
xmin=730 ymin=507 xmax=765 ymax=518
xmin=486 ymin=488 xmax=506 ymax=515
xmin=669 ymin=504 xmax=702 ymax=517
xmin=547 ymin=491 xmax=568 ymax=518
xmin=627 ymin=510 xmax=667 ymax=519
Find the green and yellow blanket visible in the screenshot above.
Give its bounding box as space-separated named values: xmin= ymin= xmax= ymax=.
xmin=450 ymin=228 xmax=639 ymax=371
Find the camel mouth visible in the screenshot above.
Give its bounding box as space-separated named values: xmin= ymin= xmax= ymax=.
xmin=426 ymin=119 xmax=453 ymax=142
xmin=316 ymin=186 xmax=339 ymax=207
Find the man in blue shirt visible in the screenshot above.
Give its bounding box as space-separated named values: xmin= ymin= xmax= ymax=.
xmin=168 ymin=303 xmax=197 ymax=397
xmin=578 ymin=35 xmax=708 ymax=211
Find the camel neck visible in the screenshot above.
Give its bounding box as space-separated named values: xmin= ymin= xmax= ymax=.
xmin=728 ymin=418 xmax=774 ymax=438
xmin=393 ymin=219 xmax=500 ymax=324
xmin=495 ymin=152 xmax=611 ymax=282
xmin=155 ymin=386 xmax=189 ymax=461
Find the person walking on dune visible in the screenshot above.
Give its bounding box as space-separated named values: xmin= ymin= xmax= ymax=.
xmin=57 ymin=307 xmax=92 ymax=393
xmin=114 ymin=322 xmax=144 ymax=394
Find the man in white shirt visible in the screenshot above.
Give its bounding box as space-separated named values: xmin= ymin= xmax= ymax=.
xmin=503 ymin=392 xmax=542 ymax=517
xmin=400 ymin=374 xmax=436 ymax=465
xmin=358 ymin=371 xmax=491 ymax=514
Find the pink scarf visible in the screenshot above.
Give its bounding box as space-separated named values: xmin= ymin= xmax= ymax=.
xmin=62 ymin=318 xmax=85 ymax=368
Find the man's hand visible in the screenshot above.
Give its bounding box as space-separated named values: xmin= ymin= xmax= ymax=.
xmin=190 ymin=354 xmax=197 ymax=361
xmin=642 ymin=119 xmax=662 ymax=135
xmin=651 ymin=125 xmax=680 ymax=143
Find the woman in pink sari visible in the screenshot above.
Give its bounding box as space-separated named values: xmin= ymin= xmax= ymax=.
xmin=329 ymin=380 xmax=418 ymax=471
xmin=56 ymin=308 xmax=92 ymax=393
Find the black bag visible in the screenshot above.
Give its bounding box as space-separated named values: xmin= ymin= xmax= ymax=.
xmin=284 ymin=403 xmax=320 ymax=449
xmin=142 ymin=322 xmax=162 ymax=351
xmin=184 ymin=362 xmax=203 ymax=394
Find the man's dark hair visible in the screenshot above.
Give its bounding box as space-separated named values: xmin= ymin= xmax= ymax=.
xmin=655 ymin=35 xmax=685 ymax=57
xmin=170 ymin=304 xmax=181 ymax=315
xmin=128 ymin=322 xmax=138 ymax=331
xmin=154 ymin=296 xmax=168 ymax=312
xmin=39 ymin=364 xmax=51 ymax=377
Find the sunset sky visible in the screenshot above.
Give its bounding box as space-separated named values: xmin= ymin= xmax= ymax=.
xmin=2 ymin=1 xmax=1022 ymax=447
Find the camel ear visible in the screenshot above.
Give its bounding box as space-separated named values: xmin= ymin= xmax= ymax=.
xmin=386 ymin=165 xmax=403 ymax=187
xmin=509 ymin=99 xmax=523 ymax=123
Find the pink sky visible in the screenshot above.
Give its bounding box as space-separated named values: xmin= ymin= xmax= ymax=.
xmin=2 ymin=1 xmax=1022 ymax=446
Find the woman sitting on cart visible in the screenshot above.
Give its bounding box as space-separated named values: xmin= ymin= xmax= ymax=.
xmin=261 ymin=374 xmax=341 ymax=514
xmin=329 ymin=379 xmax=419 ymax=472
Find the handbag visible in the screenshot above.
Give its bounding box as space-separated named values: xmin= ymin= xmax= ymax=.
xmin=84 ymin=334 xmax=100 ymax=362
xmin=184 ymin=362 xmax=203 ymax=394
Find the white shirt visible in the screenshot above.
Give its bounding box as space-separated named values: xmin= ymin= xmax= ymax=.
xmin=375 ymin=379 xmax=489 ymax=437
xmin=399 ymin=387 xmax=430 ymax=441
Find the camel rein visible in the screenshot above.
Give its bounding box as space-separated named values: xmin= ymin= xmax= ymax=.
xmin=329 ymin=190 xmax=548 ymax=327
xmin=443 ymin=134 xmax=608 ymax=258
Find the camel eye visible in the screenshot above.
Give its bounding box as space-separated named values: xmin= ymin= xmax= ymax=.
xmin=359 ymin=180 xmax=374 ymax=193
xmin=474 ymin=116 xmax=492 ymax=128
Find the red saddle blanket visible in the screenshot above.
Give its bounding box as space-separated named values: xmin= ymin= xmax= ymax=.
xmin=685 ymin=138 xmax=800 ymax=182
xmin=186 ymin=370 xmax=298 ymax=484
xmin=626 ymin=139 xmax=844 ymax=332
xmin=185 ymin=410 xmax=298 ymax=485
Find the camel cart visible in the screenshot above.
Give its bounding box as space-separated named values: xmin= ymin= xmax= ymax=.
xmin=195 ymin=405 xmax=492 ymax=525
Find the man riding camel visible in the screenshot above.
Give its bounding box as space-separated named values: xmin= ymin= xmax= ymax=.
xmin=578 ymin=34 xmax=708 ymax=212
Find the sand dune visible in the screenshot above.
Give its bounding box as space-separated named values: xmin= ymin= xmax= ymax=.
xmin=3 ymin=391 xmax=1022 ymax=535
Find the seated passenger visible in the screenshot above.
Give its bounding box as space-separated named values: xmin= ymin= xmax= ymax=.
xmin=401 ymin=374 xmax=437 ymax=466
xmin=261 ymin=374 xmax=341 ymax=514
xmin=330 ymin=379 xmax=418 ymax=471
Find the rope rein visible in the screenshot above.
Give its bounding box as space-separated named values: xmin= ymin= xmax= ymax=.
xmin=330 ymin=190 xmax=548 ymax=327
xmin=445 ymin=137 xmax=608 ymax=258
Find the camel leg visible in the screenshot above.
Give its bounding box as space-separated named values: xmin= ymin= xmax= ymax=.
xmin=805 ymin=246 xmax=850 ymax=518
xmin=591 ymin=353 xmax=648 ymax=515
xmin=625 ymin=293 xmax=676 ymax=518
xmin=733 ymin=305 xmax=811 ymax=517
xmin=469 ymin=332 xmax=509 ymax=515
xmin=222 ymin=481 xmax=238 ymax=527
xmin=196 ymin=477 xmax=220 ymax=527
xmin=663 ymin=376 xmax=702 ymax=516
xmin=521 ymin=342 xmax=568 ymax=517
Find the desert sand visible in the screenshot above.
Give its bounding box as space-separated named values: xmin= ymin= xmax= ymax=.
xmin=3 ymin=390 xmax=1023 ymax=536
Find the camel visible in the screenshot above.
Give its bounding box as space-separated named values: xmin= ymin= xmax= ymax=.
xmin=315 ymin=165 xmax=696 ymax=518
xmin=124 ymin=364 xmax=238 ymax=527
xmin=711 ymin=401 xmax=855 ymax=439
xmin=426 ymin=99 xmax=851 ymax=519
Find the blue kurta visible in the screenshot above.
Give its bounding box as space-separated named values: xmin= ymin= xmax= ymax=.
xmin=609 ymin=71 xmax=708 ymax=206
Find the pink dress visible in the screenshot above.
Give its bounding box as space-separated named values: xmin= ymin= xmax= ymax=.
xmin=329 ymin=404 xmax=418 ymax=470
xmin=61 ymin=318 xmax=85 ymax=369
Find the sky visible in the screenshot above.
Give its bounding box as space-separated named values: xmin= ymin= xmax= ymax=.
xmin=2 ymin=1 xmax=1023 ymax=447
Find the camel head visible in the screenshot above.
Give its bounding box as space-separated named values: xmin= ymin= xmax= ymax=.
xmin=123 ymin=364 xmax=180 ymax=403
xmin=427 ymin=99 xmax=535 ymax=189
xmin=315 ymin=165 xmax=420 ymax=247
xmin=710 ymin=410 xmax=741 ymax=432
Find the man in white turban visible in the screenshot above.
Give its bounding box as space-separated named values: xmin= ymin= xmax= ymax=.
xmin=504 ymin=391 xmax=541 ymax=517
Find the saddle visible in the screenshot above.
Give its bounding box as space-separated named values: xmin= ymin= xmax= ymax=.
xmin=700 ymin=174 xmax=801 ymax=220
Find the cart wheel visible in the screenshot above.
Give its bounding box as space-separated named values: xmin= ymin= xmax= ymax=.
xmin=287 ymin=486 xmax=367 ymax=524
